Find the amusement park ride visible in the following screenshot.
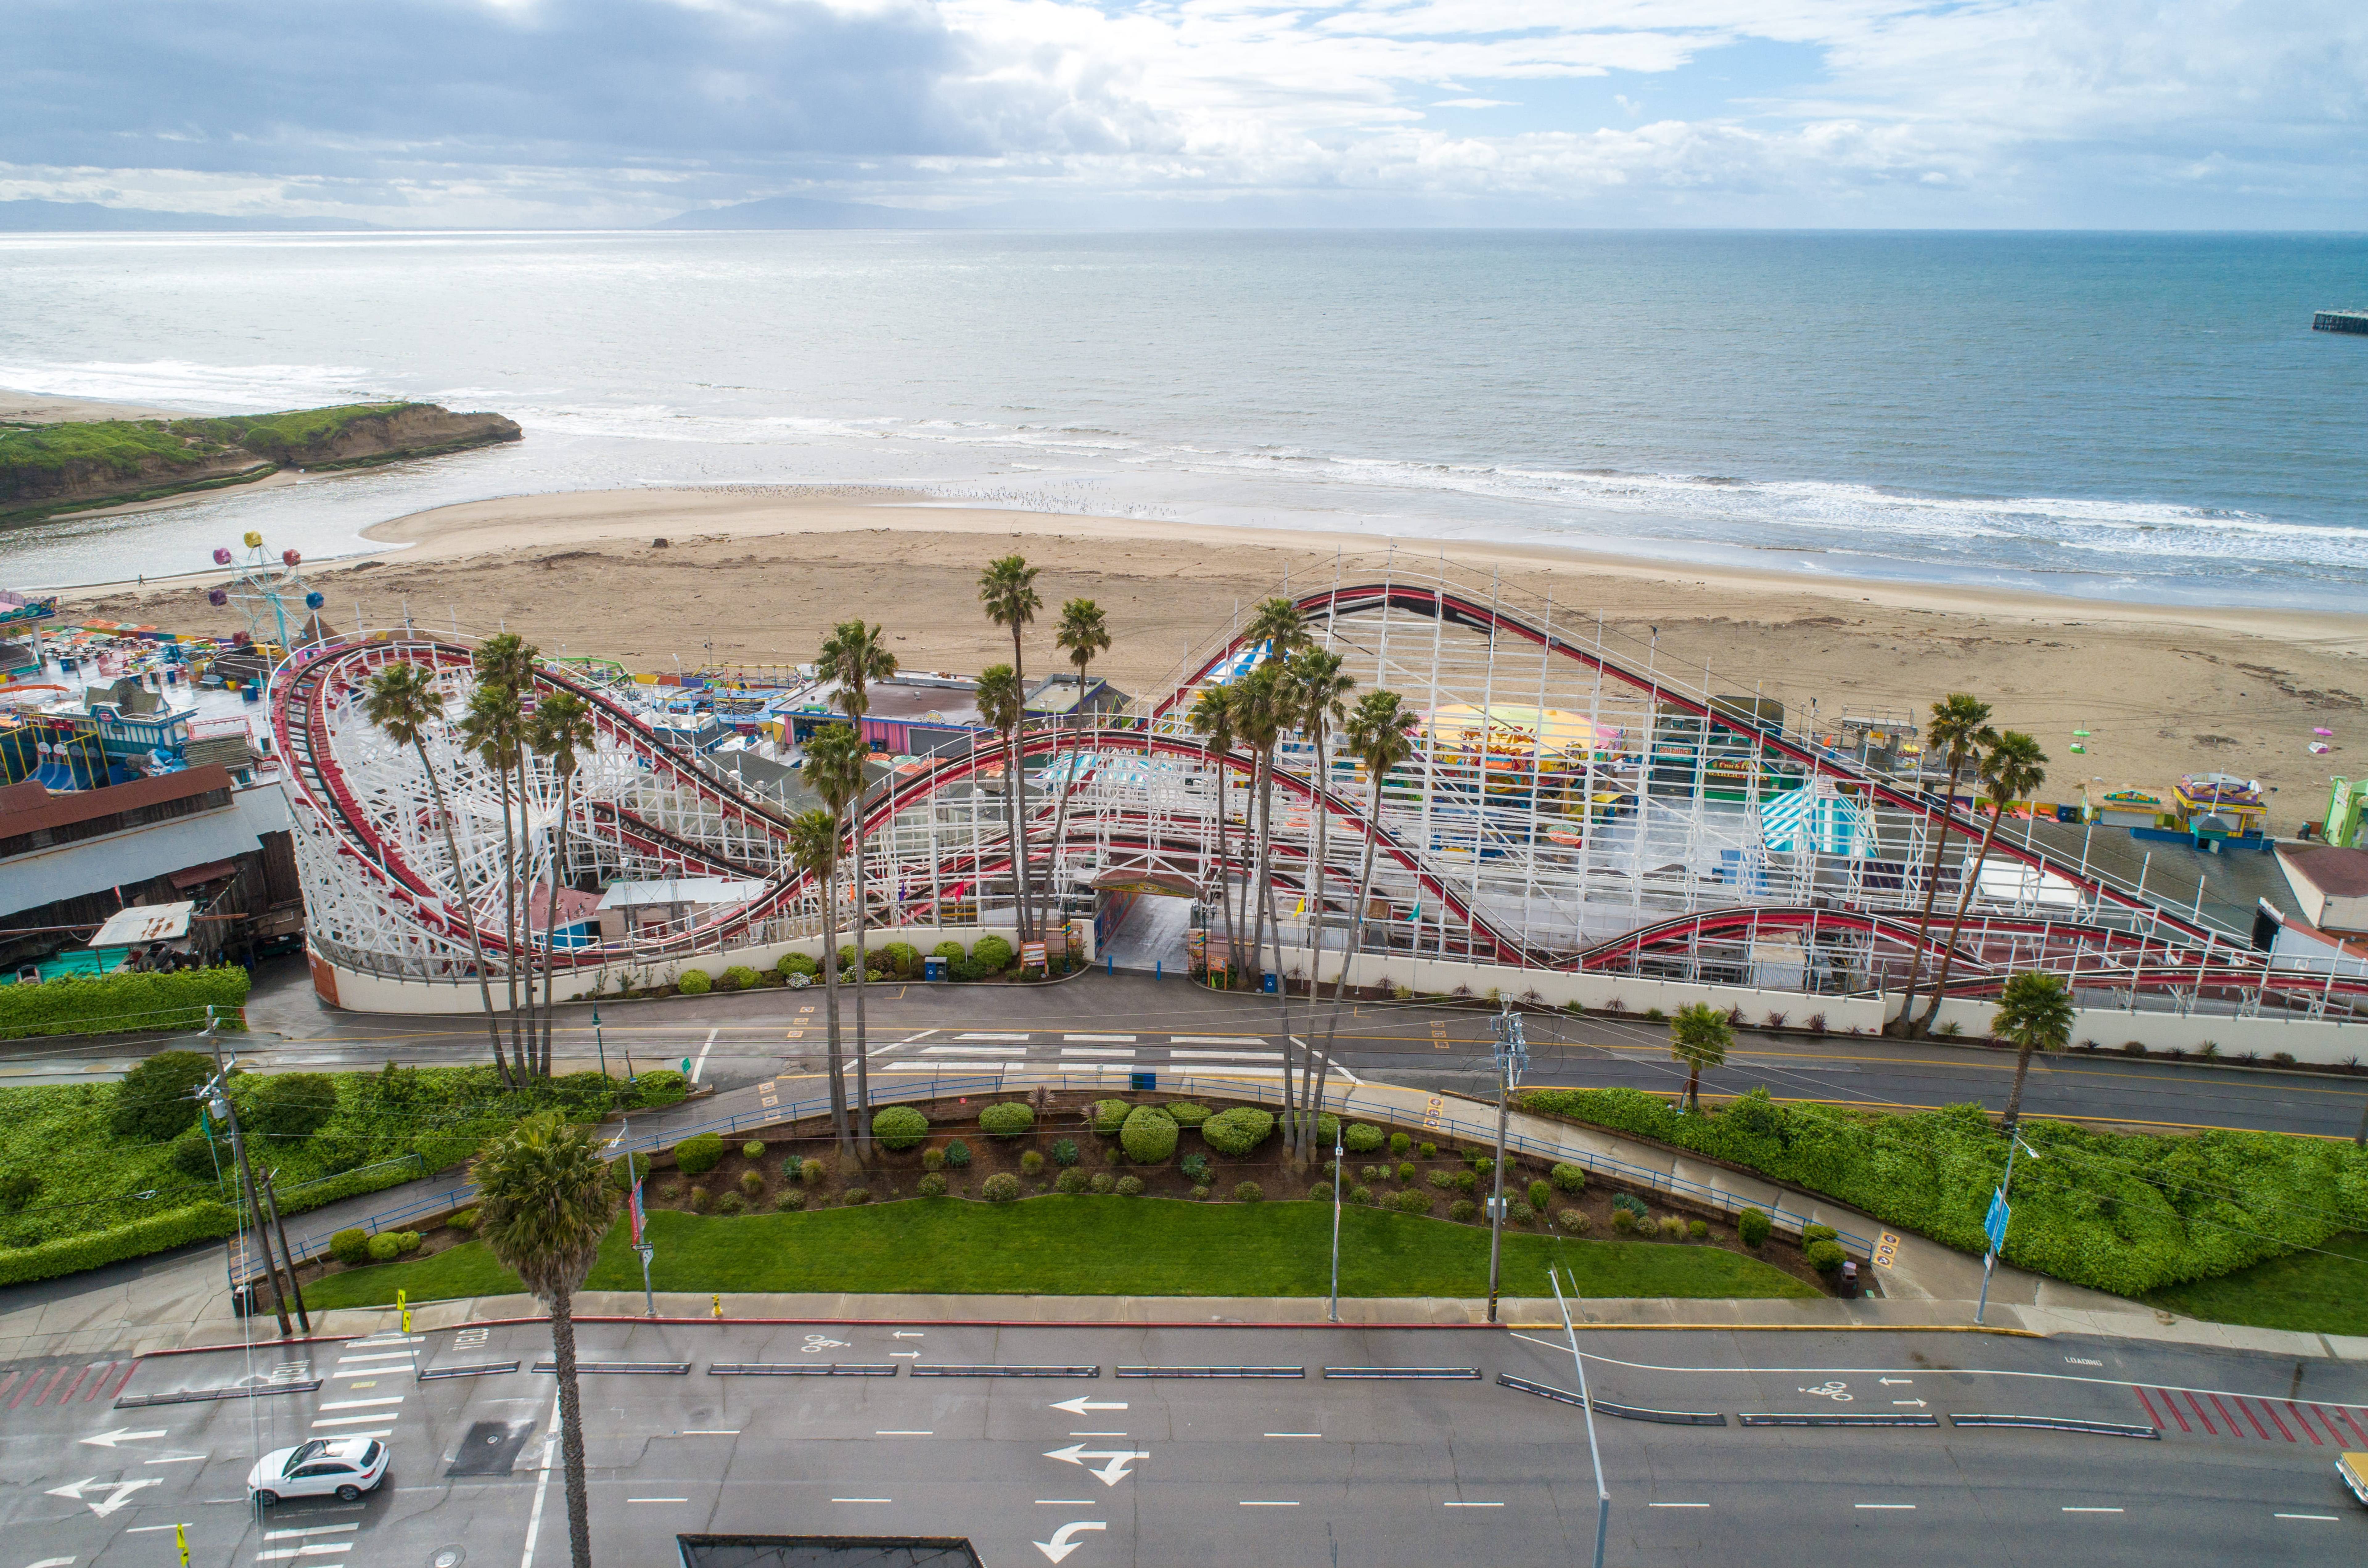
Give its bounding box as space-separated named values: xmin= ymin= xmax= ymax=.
xmin=271 ymin=557 xmax=2367 ymax=1024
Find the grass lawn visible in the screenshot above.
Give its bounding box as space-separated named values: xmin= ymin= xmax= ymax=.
xmin=298 ymin=1197 xmax=1817 ymax=1310
xmin=2141 ymin=1231 xmax=2368 ymax=1338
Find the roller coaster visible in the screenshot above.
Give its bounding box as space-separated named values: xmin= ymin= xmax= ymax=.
xmin=274 ymin=560 xmax=2365 ymax=1023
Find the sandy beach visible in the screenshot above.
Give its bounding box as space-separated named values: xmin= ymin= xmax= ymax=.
xmin=58 ymin=486 xmax=2368 ymax=815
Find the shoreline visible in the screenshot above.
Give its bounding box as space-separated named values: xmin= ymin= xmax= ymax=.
xmin=56 ymin=484 xmax=2368 ymax=806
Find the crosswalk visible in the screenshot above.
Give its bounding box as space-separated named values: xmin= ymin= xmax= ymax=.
xmin=258 ymin=1333 xmax=421 ymax=1568
xmin=875 ymin=1031 xmax=1357 ymax=1083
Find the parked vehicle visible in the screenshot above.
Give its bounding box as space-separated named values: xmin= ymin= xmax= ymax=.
xmin=245 ymin=1437 xmax=388 ymax=1505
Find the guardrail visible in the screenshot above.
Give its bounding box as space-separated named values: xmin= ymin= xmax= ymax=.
xmin=277 ymin=1065 xmax=1877 ymax=1270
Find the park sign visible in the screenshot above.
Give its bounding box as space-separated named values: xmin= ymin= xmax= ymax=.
xmin=1984 ymin=1189 xmax=2011 ymax=1253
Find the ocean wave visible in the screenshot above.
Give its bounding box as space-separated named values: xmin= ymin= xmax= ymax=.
xmin=0 ymin=357 xmax=388 ymax=412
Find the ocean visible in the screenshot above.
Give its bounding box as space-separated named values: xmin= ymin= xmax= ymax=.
xmin=3 ymin=229 xmax=2364 ymax=606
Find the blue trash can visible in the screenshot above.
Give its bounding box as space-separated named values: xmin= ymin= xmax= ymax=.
xmin=923 ymin=955 xmax=947 ymax=981
xmin=1131 ymin=1072 xmax=1155 ymax=1092
xmin=1262 ymin=972 xmax=1279 ymax=994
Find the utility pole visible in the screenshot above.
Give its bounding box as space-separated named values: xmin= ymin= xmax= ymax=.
xmin=1975 ymin=1125 xmax=2041 ymax=1326
xmin=1328 ymin=1119 xmax=1345 ymax=1323
xmin=1551 ymin=1267 xmax=1612 ymax=1568
xmin=260 ymin=1172 xmax=312 ymax=1334
xmin=200 ymin=1050 xmax=293 ymax=1337
xmin=1486 ymin=1002 xmax=1526 ymax=1323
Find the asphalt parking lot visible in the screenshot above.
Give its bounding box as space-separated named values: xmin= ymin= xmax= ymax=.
xmin=5 ymin=1320 xmax=2365 ymax=1566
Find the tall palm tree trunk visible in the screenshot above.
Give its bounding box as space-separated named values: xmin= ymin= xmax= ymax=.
xmin=1309 ymin=781 xmax=1387 ymax=1146
xmin=822 ymin=859 xmax=848 ymax=1146
xmin=1212 ymin=760 xmax=1240 ymax=988
xmin=419 ymin=740 xmax=512 ymax=1085
xmin=498 ymin=755 xmax=528 ymax=1074
xmin=539 ymin=771 xmax=573 ymax=1076
xmin=1265 ymin=866 xmax=1300 ymax=1157
xmin=1916 ymin=808 xmax=2006 ymax=1036
xmin=547 ymin=1284 xmax=594 ymax=1568
xmin=1893 ymin=760 xmax=1967 ymax=1032
xmin=1011 ymin=629 xmax=1033 ymax=942
xmin=1244 ymin=749 xmax=1272 ymax=994
xmin=1047 ymin=729 xmax=1081 ymax=951
xmin=1298 ymin=730 xmax=1332 ymax=1136
xmin=851 ymin=801 xmax=873 ymax=1159
xmin=2002 ymin=1042 xmax=2039 ymax=1127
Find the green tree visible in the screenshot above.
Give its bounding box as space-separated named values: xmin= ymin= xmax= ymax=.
xmin=976 ymin=662 xmax=1028 ymax=950
xmin=527 ymin=688 xmax=598 ymax=1077
xmin=978 ymin=556 xmax=1043 ymax=937
xmin=819 ymin=619 xmax=898 ymax=1143
xmin=1046 ymin=598 xmax=1111 ymax=942
xmin=470 ymin=1112 xmax=619 ymax=1568
xmin=1916 ymin=730 xmax=2049 ymax=1038
xmin=1226 ymin=658 xmax=1297 ymax=1126
xmin=1668 ymin=1002 xmax=1733 ymax=1113
xmin=1991 ymin=971 xmax=2075 ymax=1131
xmin=367 ymin=659 xmax=512 ymax=1084
xmin=1187 ymin=683 xmax=1244 ymax=987
xmin=787 ymin=807 xmax=849 ymax=1145
xmin=467 ymin=633 xmax=542 ymax=1072
xmin=1308 ymin=687 xmax=1416 ymax=1144
xmin=1892 ymin=693 xmax=1997 ymax=1035
xmin=804 ymin=726 xmax=870 ymax=1152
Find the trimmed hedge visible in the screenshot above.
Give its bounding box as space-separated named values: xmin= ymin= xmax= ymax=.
xmin=1166 ymin=1102 xmax=1213 ymax=1128
xmin=1087 ymin=1099 xmax=1130 ymax=1135
xmin=634 ymin=1069 xmax=689 ymax=1108
xmin=777 ymin=951 xmax=819 ymax=979
xmin=1200 ymin=1106 xmax=1275 ymax=1156
xmin=0 ymin=965 xmax=251 ymax=1041
xmin=1120 ymin=1105 xmax=1179 ymax=1164
xmin=676 ymin=969 xmax=712 ymax=995
xmin=673 ymin=1132 xmax=726 ymax=1175
xmin=113 ymin=1050 xmax=215 ymax=1141
xmin=980 ymin=1102 xmax=1035 ymax=1139
xmin=1522 ymin=1085 xmax=2368 ymax=1297
xmin=972 ymin=935 xmax=1015 ymax=971
xmin=982 ymin=1172 xmax=1021 ymax=1202
xmin=872 ymin=1106 xmax=930 ymax=1151
xmin=1343 ymin=1122 xmax=1385 ymax=1153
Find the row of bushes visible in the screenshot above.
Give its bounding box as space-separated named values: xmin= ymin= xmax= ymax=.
xmin=672 ymin=935 xmax=1045 ymax=996
xmin=0 ymin=966 xmax=251 ymax=1040
xmin=1521 ymin=1086 xmax=2368 ymax=1297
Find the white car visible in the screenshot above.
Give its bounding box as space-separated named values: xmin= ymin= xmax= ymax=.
xmin=246 ymin=1437 xmax=388 ymax=1505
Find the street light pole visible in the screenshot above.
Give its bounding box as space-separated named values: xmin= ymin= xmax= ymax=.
xmin=1551 ymin=1267 xmax=1611 ymax=1568
xmin=205 ymin=1068 xmax=293 ymax=1337
xmin=1328 ymin=1123 xmax=1345 ymax=1322
xmin=1975 ymin=1125 xmax=2041 ymax=1326
xmin=1486 ymin=1003 xmax=1526 ymax=1323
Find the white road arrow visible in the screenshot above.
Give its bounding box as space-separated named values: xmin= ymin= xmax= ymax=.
xmin=1878 ymin=1378 xmax=1914 ymax=1386
xmin=77 ymin=1429 xmax=166 ymax=1449
xmin=891 ymin=1332 xmax=926 ymax=1340
xmin=1043 ymin=1443 xmax=1149 ymax=1487
xmin=889 ymin=1351 xmax=921 ymax=1360
xmin=1892 ymin=1400 xmax=1928 ymax=1408
xmin=46 ymin=1477 xmax=162 ymax=1518
xmin=1034 ymin=1522 xmax=1106 ymax=1564
xmin=1050 ymin=1396 xmax=1128 ymax=1416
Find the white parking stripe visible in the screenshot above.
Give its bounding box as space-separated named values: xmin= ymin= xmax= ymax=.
xmin=1171 ymin=1035 xmax=1267 ymax=1045
xmin=1061 ymin=1048 xmax=1137 ymax=1058
xmin=310 ymin=1414 xmax=396 ymax=1428
xmin=1167 ymin=1049 xmax=1282 ymax=1060
xmin=263 ymin=1527 xmax=359 ymax=1540
xmin=317 ymin=1397 xmax=404 ymax=1410
xmin=957 ymin=1032 xmax=1032 ymax=1041
xmin=883 ymin=1061 xmax=1011 ymax=1073
xmin=1063 ymin=1034 xmax=1137 ymax=1043
xmin=255 ymin=1547 xmax=352 ymax=1559
xmin=922 ymin=1044 xmax=1024 ymax=1054
xmin=332 ymin=1352 xmax=414 ymax=1365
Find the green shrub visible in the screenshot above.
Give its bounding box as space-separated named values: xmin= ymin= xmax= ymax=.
xmin=738 ymin=1140 xmax=763 ymax=1160
xmin=774 ymin=1189 xmax=807 ymax=1211
xmin=1528 ymin=1179 xmax=1553 ymax=1211
xmin=1343 ymin=1122 xmax=1385 ymax=1153
xmin=1089 ymin=1172 xmax=1116 ymax=1194
xmin=1804 ymin=1238 xmax=1847 ymax=1273
xmin=777 ymin=951 xmax=819 ymax=978
xmin=1020 ymin=1150 xmax=1044 ymax=1176
xmin=1234 ymin=1180 xmax=1265 ymax=1203
xmin=1087 ymin=1099 xmax=1131 ymax=1135
xmin=1448 ymin=1198 xmax=1478 ymax=1222
xmin=717 ymin=1191 xmax=746 ymax=1214
xmin=329 ymin=1228 xmax=370 ymax=1265
xmin=1419 ymin=1142 xmax=1437 ymax=1159
xmin=1388 ymin=1131 xmax=1411 ymax=1155
xmin=801 ymin=1160 xmax=828 ymax=1187
xmin=1201 ymin=1106 xmax=1275 ymax=1156
xmin=1181 ymin=1152 xmax=1212 ymax=1184
xmin=1349 ymin=1185 xmax=1373 ymax=1206
xmin=838 ymin=945 xmax=857 ymax=971
xmin=918 ymin=1172 xmax=948 ymax=1197
xmin=1166 ymin=1102 xmax=1212 ymax=1128
xmin=1550 ymin=1163 xmax=1588 ymax=1194
xmin=1612 ymin=1192 xmax=1649 ymax=1219
xmin=723 ymin=966 xmax=760 ymax=992
xmin=979 ymin=1102 xmax=1035 ymax=1139
xmin=780 ymin=1153 xmax=806 ymax=1182
xmin=982 ymin=1172 xmax=1021 ymax=1202
xmin=943 ymin=1140 xmax=971 ymax=1169
xmin=1612 ymin=1208 xmax=1637 ymax=1233
xmin=880 ymin=941 xmax=921 ymax=977
xmin=673 ymin=1132 xmax=725 ymax=1174
xmin=1507 ymin=1199 xmax=1534 ymax=1225
xmin=239 ymin=1072 xmax=337 ymax=1139
xmin=2 ymin=966 xmax=249 ymax=1043
xmin=0 ymin=1169 xmax=39 ymax=1209
xmin=366 ymin=1232 xmax=401 ymax=1262
xmin=872 ymin=1106 xmax=930 ymax=1151
xmin=1189 ymin=1185 xmax=1212 ymax=1201
xmin=1393 ymin=1188 xmax=1431 ymax=1214
xmin=918 ymin=1148 xmax=943 ymax=1173
xmin=1317 ymin=1113 xmax=1340 ymax=1147
xmin=1116 ymin=1175 xmax=1145 ymax=1197
xmin=547 ymin=1071 xmax=622 ymax=1120
xmin=634 ymin=1070 xmax=688 ymax=1107
xmin=448 ymin=1208 xmax=480 ymax=1233
xmin=843 ymin=1187 xmax=871 ymax=1206
xmin=1452 ymin=1169 xmax=1477 ymax=1194
xmin=1658 ymin=1215 xmax=1686 ymax=1240
xmin=1688 ymin=1219 xmax=1709 ymax=1240
xmin=112 ymin=1049 xmax=216 ymax=1142
xmin=950 ymin=958 xmax=984 ymax=982
xmin=1397 ymin=1161 xmax=1416 ymax=1183
xmin=169 ymin=1127 xmax=221 ymax=1179
xmin=1121 ymin=1105 xmax=1179 ymax=1163
xmin=1737 ymin=1208 xmax=1772 ymax=1249
xmin=739 ymin=1170 xmax=764 ymax=1198
xmin=1426 ymin=1170 xmax=1459 ymax=1191
xmin=687 ymin=1186 xmax=713 ymax=1213
xmin=1556 ymin=1209 xmax=1591 ymax=1233
xmin=932 ymin=940 xmax=967 ymax=964
xmin=1051 ymin=1139 xmax=1079 ymax=1167
xmin=676 ymin=968 xmax=712 ymax=995
xmin=1055 ymin=1168 xmax=1088 ymax=1194
xmin=1802 ymin=1223 xmax=1838 ymax=1244
xmin=972 ymin=935 xmax=1015 ymax=971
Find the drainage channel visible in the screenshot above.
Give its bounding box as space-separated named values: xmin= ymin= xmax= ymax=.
xmin=1322 ymin=1367 xmax=1480 ymax=1381
xmin=1497 ymin=1373 xmax=1725 ymax=1426
xmin=910 ymin=1365 xmax=1101 ymax=1378
xmin=709 ymin=1363 xmax=899 ymax=1377
xmin=530 ymin=1361 xmax=690 ymax=1376
xmin=1739 ymin=1413 xmax=1941 ymax=1428
xmin=1116 ymin=1366 xmax=1305 ymax=1379
xmin=1949 ymin=1414 xmax=2159 ymax=1439
xmin=418 ymin=1362 xmax=523 ymax=1382
xmin=116 ymin=1379 xmax=323 ymax=1409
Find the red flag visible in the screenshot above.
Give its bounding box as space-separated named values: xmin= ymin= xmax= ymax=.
xmin=629 ymin=1179 xmax=645 ymax=1246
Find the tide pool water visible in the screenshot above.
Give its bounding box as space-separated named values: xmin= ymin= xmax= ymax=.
xmin=3 ymin=229 xmax=2362 ymax=605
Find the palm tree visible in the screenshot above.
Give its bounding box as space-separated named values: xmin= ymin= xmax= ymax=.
xmin=1046 ymin=599 xmax=1111 ymax=942
xmin=528 ymin=689 xmax=597 ymax=1077
xmin=364 ymin=660 xmax=512 ymax=1085
xmin=1668 ymin=1002 xmax=1733 ymax=1113
xmin=1224 ymin=660 xmax=1300 ymax=1145
xmin=1991 ymin=970 xmax=2075 ymax=1131
xmin=470 ymin=1111 xmax=618 ymax=1568
xmin=460 ymin=680 xmax=529 ymax=1076
xmin=804 ymin=725 xmax=870 ymax=1153
xmin=1307 ymin=687 xmax=1416 ymax=1142
xmin=1285 ymin=647 xmax=1354 ymax=1148
xmin=472 ymin=634 xmax=541 ymax=1069
xmin=819 ymin=619 xmax=898 ymax=1139
xmin=1187 ymin=684 xmax=1243 ymax=986
xmin=1916 ymin=731 xmax=2049 ymax=1038
xmin=1892 ymin=693 xmax=1996 ymax=1035
xmin=787 ymin=807 xmax=850 ymax=1145
xmin=978 ymin=556 xmax=1042 ymax=937
xmin=975 ymin=662 xmax=1027 ymax=948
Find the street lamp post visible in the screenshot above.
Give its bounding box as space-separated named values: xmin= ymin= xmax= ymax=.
xmin=1328 ymin=1123 xmax=1345 ymax=1322
xmin=1550 ymin=1266 xmax=1611 ymax=1568
xmin=1486 ymin=1003 xmax=1526 ymax=1323
xmin=1974 ymin=1125 xmax=2041 ymax=1325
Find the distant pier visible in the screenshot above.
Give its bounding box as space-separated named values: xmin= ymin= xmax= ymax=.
xmin=2313 ymin=309 xmax=2368 ymax=335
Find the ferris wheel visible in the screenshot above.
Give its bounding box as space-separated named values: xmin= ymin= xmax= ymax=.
xmin=205 ymin=531 xmax=325 ymax=648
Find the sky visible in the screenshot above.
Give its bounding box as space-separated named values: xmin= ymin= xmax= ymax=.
xmin=2 ymin=0 xmax=2362 ymax=228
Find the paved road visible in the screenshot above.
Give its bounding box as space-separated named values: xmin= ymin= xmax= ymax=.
xmin=2 ymin=1321 xmax=2363 ymax=1568
xmin=12 ymin=960 xmax=2368 ymax=1141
